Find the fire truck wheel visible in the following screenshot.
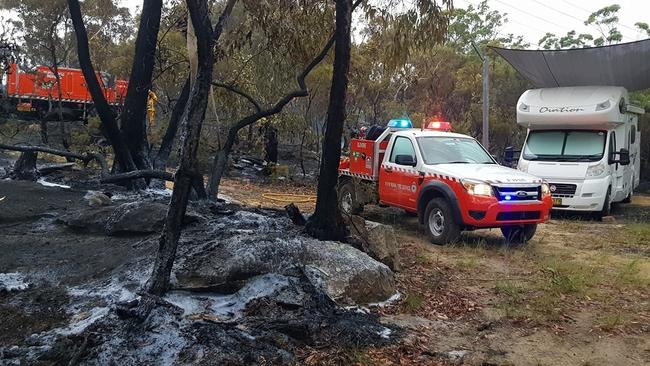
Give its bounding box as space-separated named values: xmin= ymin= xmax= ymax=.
xmin=501 ymin=224 xmax=537 ymax=244
xmin=338 ymin=181 xmax=363 ymax=215
xmin=424 ymin=198 xmax=460 ymax=245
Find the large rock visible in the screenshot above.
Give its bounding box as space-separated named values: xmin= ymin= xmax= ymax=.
xmin=175 ymin=211 xmax=396 ymax=305
xmin=347 ymin=215 xmax=401 ymax=271
xmin=59 ymin=201 xmax=200 ymax=235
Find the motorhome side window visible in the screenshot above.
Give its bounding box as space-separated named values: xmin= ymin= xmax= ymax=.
xmin=523 ymin=130 xmax=606 ymax=162
xmin=390 ymin=137 xmax=416 ymax=163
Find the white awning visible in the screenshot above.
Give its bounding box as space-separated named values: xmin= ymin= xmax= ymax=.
xmin=490 ymin=39 xmax=650 ymax=91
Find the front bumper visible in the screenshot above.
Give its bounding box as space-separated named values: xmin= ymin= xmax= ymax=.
xmin=460 ymin=195 xmax=553 ymax=228
xmin=549 ymin=177 xmax=609 ymax=212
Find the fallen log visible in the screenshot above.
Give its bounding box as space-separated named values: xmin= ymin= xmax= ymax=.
xmin=0 ymin=143 xmax=108 ymax=176
xmin=38 ymin=163 xmax=76 ymax=175
xmin=99 ymin=169 xmax=174 ymax=184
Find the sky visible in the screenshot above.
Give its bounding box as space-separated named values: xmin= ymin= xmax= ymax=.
xmin=456 ymin=0 xmax=650 ymax=47
xmin=116 ymin=0 xmax=650 ymax=49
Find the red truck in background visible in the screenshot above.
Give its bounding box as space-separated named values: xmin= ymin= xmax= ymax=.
xmin=1 ymin=63 xmax=128 ymax=121
xmin=338 ymin=118 xmax=553 ymax=244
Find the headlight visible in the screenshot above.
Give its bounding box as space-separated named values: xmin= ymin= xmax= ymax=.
xmin=586 ymin=162 xmax=606 ymax=177
xmin=517 ymin=159 xmax=529 ymax=172
xmin=541 ymin=182 xmax=551 ymax=197
xmin=462 ymin=179 xmax=494 ymax=196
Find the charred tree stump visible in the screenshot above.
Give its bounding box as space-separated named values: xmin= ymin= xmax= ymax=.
xmin=285 ymin=203 xmax=306 ymax=226
xmin=11 ymin=151 xmax=39 ymax=181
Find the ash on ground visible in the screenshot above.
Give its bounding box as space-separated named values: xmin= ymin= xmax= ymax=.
xmin=0 ymin=180 xmax=397 ymax=365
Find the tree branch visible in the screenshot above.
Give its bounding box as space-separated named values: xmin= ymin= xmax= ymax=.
xmin=211 ymin=81 xmax=262 ymax=112
xmin=212 ymin=0 xmax=237 ymax=41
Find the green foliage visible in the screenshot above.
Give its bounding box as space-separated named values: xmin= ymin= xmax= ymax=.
xmin=539 ymin=4 xmax=623 ymax=49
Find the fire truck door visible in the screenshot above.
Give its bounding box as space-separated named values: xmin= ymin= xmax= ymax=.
xmin=379 ymin=136 xmax=419 ymax=210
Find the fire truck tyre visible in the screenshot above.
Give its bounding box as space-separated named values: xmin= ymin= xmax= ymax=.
xmin=338 ymin=181 xmax=363 ymax=215
xmin=501 ymin=224 xmax=537 ymax=244
xmin=424 ymin=198 xmax=461 ymax=245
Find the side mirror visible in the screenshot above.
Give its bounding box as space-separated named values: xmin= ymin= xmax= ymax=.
xmin=504 ymin=146 xmax=514 ymax=164
xmin=395 ymin=154 xmax=416 ymax=166
xmin=609 ymin=148 xmax=630 ymax=166
xmin=618 ymin=148 xmax=630 ymax=166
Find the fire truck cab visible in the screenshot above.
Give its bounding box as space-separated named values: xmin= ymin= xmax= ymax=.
xmin=338 ymin=118 xmax=553 ymax=244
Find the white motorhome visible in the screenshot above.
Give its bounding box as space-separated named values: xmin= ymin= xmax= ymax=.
xmin=514 ymin=86 xmax=643 ymax=217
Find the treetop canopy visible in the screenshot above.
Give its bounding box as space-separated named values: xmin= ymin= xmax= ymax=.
xmin=490 ymin=39 xmax=650 ymax=91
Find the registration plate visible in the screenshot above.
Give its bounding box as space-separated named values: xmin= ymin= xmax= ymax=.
xmin=552 ymin=197 xmax=563 ymax=206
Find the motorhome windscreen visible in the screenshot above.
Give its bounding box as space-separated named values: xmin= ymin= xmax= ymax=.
xmin=417 ymin=137 xmax=495 ymax=164
xmin=523 ymin=130 xmax=606 ymax=162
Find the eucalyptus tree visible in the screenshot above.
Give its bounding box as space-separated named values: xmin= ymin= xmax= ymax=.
xmin=68 ymin=0 xmax=164 ymax=180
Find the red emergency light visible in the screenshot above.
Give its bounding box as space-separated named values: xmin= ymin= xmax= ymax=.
xmin=423 ymin=117 xmax=452 ymax=131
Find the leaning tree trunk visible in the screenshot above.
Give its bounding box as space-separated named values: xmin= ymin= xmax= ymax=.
xmin=10 ymin=152 xmax=39 ymax=181
xmin=154 ymin=76 xmax=191 ymax=170
xmin=146 ymin=0 xmax=236 ymax=296
xmin=305 ymin=0 xmax=353 ymax=241
xmin=67 ymin=0 xmax=140 ymax=179
xmin=119 ymin=0 xmax=163 ymax=171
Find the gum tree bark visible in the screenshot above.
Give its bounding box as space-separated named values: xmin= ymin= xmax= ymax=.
xmin=146 ymin=0 xmax=236 ymax=295
xmin=305 ymin=0 xmax=353 ymax=241
xmin=119 ymin=0 xmax=163 ymax=171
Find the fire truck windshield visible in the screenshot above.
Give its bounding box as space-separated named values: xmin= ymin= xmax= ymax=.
xmin=417 ymin=136 xmax=495 ymax=165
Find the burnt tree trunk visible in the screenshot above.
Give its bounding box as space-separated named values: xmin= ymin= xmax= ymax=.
xmin=67 ymin=0 xmax=140 ymax=180
xmin=305 ymin=0 xmax=353 ymax=241
xmin=154 ymin=76 xmax=191 ymax=170
xmin=39 ymin=121 xmax=48 ymax=144
xmin=262 ymin=122 xmax=278 ymax=163
xmin=11 ymin=152 xmax=39 ymax=181
xmin=146 ymin=0 xmax=236 ymax=296
xmin=119 ymin=0 xmax=163 ymax=171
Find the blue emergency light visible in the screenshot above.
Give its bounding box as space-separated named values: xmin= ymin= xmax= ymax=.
xmin=387 ymin=118 xmax=412 ymax=129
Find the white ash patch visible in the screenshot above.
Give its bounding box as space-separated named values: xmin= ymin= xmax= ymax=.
xmin=56 ymin=307 xmax=110 ymax=336
xmin=37 ymin=179 xmax=71 ymax=189
xmin=208 ymin=210 xmax=290 ymax=233
xmin=377 ymin=326 xmax=392 ymax=339
xmin=164 ymin=273 xmax=296 ymax=320
xmin=0 ymin=272 xmax=30 ymax=292
xmin=110 ymin=187 xmax=172 ymax=201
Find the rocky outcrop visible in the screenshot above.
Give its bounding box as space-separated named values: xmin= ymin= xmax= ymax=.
xmin=175 ymin=211 xmax=396 ymax=305
xmin=59 ymin=201 xmax=201 ymax=235
xmin=347 ymin=215 xmax=401 ymax=271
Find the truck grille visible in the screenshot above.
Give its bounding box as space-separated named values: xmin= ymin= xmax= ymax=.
xmin=549 ymin=183 xmax=577 ymax=197
xmin=493 ymin=186 xmax=540 ymax=202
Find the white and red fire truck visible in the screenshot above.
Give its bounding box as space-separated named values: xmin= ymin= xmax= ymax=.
xmin=337 ymin=118 xmax=553 ymax=244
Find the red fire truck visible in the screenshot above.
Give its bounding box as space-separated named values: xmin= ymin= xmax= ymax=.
xmin=337 ymin=118 xmax=553 ymax=244
xmin=1 ymin=63 xmax=128 ymax=121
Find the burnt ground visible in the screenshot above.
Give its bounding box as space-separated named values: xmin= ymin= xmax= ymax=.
xmin=0 ymin=148 xmax=649 ymax=365
xmin=0 ymin=179 xmax=393 ymax=365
